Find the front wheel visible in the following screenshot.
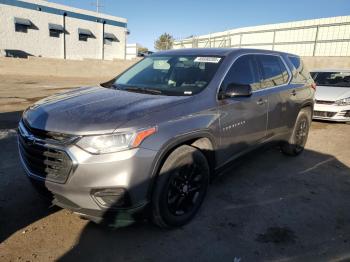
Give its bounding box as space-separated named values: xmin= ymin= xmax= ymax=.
xmin=281 ymin=108 xmax=311 ymax=156
xmin=151 ymin=145 xmax=210 ymax=228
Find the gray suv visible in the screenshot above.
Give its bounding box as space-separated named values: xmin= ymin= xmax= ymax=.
xmin=18 ymin=48 xmax=315 ymax=228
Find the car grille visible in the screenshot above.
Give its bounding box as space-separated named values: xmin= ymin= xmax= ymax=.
xmin=315 ymin=100 xmax=334 ymax=105
xmin=313 ymin=111 xmax=337 ymax=118
xmin=18 ymin=122 xmax=74 ymax=183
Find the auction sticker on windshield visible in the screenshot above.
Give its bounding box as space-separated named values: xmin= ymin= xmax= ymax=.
xmin=194 ymin=57 xmax=221 ymax=63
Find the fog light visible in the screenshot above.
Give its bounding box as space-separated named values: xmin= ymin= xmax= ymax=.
xmin=92 ymin=188 xmax=127 ymax=208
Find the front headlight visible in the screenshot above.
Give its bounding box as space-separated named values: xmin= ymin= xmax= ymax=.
xmin=76 ymin=127 xmax=156 ymax=154
xmin=335 ymin=97 xmax=350 ymax=106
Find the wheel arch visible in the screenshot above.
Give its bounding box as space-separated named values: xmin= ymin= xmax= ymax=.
xmin=146 ymin=131 xmax=217 ymax=200
xmin=300 ymin=100 xmax=314 ymax=114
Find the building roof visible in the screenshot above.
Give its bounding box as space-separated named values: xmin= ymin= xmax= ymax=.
xmin=1 ymin=0 xmax=127 ymax=28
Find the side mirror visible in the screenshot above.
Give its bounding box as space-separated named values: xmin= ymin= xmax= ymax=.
xmin=224 ymin=83 xmax=252 ymax=98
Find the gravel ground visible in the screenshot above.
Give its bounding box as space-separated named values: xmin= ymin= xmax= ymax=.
xmin=0 ymin=75 xmax=349 ymax=262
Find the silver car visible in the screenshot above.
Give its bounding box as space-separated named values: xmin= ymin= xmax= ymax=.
xmin=311 ymin=69 xmax=350 ymax=122
xmin=18 ymin=49 xmax=315 ymax=228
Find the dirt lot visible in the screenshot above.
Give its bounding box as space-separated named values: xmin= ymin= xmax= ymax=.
xmin=0 ymin=75 xmax=350 ymax=262
xmin=0 ymin=75 xmax=110 ymax=113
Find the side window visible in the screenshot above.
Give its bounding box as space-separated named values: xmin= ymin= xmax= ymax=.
xmin=258 ymin=55 xmax=289 ymax=89
xmin=288 ymin=56 xmax=311 ymax=83
xmin=222 ymin=55 xmax=260 ymax=91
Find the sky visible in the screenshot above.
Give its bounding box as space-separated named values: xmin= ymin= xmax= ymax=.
xmin=50 ymin=0 xmax=350 ymax=50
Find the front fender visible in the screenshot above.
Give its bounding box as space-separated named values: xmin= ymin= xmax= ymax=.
xmin=139 ymin=113 xmax=220 ymax=201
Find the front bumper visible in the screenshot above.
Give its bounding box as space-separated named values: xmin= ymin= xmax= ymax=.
xmin=19 ymin=136 xmax=158 ymax=225
xmin=313 ymin=103 xmax=350 ymax=122
xmin=52 ymin=194 xmax=150 ymax=227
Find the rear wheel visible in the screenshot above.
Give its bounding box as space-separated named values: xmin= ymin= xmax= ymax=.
xmin=281 ymin=108 xmax=311 ymax=156
xmin=152 ymin=145 xmax=210 ymax=228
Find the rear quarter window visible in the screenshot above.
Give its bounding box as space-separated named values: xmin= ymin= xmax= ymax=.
xmin=288 ymin=56 xmax=312 ymax=84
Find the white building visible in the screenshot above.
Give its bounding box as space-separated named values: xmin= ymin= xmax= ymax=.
xmin=174 ymin=16 xmax=350 ymax=57
xmin=0 ymin=0 xmax=128 ymax=60
xmin=126 ymin=43 xmax=141 ymax=60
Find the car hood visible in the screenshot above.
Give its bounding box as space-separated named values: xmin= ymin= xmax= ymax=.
xmin=315 ymin=85 xmax=350 ymax=101
xmin=23 ymin=86 xmax=192 ymax=135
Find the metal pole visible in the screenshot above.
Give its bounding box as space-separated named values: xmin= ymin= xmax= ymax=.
xmin=313 ymin=25 xmax=319 ymax=56
xmin=102 ymin=21 xmax=105 ymax=60
xmin=124 ymin=30 xmax=127 ymax=60
xmin=272 ymin=30 xmax=276 ymax=50
xmin=91 ymin=0 xmax=103 ymax=13
xmin=63 ymin=12 xmax=66 ymax=59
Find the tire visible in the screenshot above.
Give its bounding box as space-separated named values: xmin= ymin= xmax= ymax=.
xmin=281 ymin=108 xmax=312 ymax=156
xmin=152 ymin=145 xmax=210 ymax=228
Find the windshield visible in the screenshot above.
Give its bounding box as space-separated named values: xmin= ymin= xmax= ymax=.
xmin=311 ymin=72 xmax=350 ymax=87
xmin=113 ymin=55 xmax=223 ymax=96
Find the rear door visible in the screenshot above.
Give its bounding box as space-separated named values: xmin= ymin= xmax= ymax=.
xmin=217 ymin=55 xmax=268 ymax=166
xmin=255 ymin=54 xmax=293 ymax=138
xmin=287 ymin=55 xmax=314 ymax=105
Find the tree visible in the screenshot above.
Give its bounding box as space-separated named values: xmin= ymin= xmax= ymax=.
xmin=138 ymin=46 xmax=149 ymax=53
xmin=154 ymin=33 xmax=174 ymax=50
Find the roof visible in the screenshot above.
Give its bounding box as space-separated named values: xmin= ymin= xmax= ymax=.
xmin=154 ymin=48 xmax=239 ymax=56
xmin=153 ymin=48 xmax=293 ymax=57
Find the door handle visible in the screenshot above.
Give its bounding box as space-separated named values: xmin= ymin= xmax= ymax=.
xmin=256 ymin=98 xmax=265 ymax=105
xmin=290 ymin=90 xmax=297 ymax=96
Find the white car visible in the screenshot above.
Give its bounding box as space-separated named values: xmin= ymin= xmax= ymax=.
xmin=311 ymin=69 xmax=350 ymax=122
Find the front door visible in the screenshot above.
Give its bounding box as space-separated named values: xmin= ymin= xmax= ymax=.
xmin=217 ymin=55 xmax=268 ymax=166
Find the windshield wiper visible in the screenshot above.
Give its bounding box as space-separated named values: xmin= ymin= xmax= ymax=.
xmin=123 ymin=86 xmax=163 ymax=95
xmin=111 ymin=84 xmax=164 ymax=95
xmin=111 ymin=83 xmax=123 ymax=90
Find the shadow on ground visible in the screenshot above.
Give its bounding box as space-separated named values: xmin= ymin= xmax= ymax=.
xmin=0 ymin=111 xmax=59 ymax=243
xmin=58 ymin=146 xmax=350 ymax=262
